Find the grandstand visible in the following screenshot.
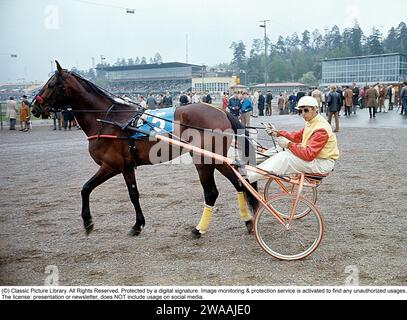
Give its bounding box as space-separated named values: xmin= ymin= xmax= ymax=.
xmin=0 ymin=82 xmax=43 ymax=101
xmin=102 ymin=62 xmax=202 ymax=95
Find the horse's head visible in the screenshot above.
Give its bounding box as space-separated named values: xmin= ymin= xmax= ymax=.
xmin=31 ymin=61 xmax=71 ymax=118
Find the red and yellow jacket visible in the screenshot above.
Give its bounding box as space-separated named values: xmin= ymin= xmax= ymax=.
xmin=278 ymin=114 xmax=340 ymax=162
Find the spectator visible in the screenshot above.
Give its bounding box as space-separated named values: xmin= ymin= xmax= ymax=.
xmin=222 ymin=92 xmax=229 ymax=111
xmin=265 ymin=91 xmax=273 ymax=116
xmin=139 ymin=96 xmax=147 ymax=109
xmin=401 ymin=82 xmax=407 ymax=116
xmin=204 ymin=91 xmax=212 ymax=104
xmin=179 ymin=92 xmax=189 ymax=106
xmin=336 ymin=86 xmax=344 ymax=115
xmin=146 ymin=93 xmax=157 ymax=109
xmin=277 ymin=93 xmax=285 ymax=115
xmin=365 ymin=85 xmax=378 ymax=119
xmin=258 ymin=92 xmax=265 ymax=116
xmin=327 ymin=85 xmax=341 ymax=132
xmin=252 ymin=91 xmax=259 ymax=118
xmin=343 ymin=86 xmax=353 ymax=117
xmin=157 ymin=94 xmax=164 ymax=108
xmin=289 ymin=92 xmax=297 ymax=114
xmin=240 ymin=92 xmax=253 ymax=127
xmin=63 ymin=107 xmax=74 ymax=131
xmin=296 ymin=90 xmax=306 ymax=103
xmin=50 ymin=106 xmax=62 ymax=130
xmin=162 ymin=92 xmax=173 ymax=108
xmin=19 ymin=97 xmax=30 ymax=132
xmin=191 ymin=92 xmax=201 ymax=104
xmin=352 ymin=83 xmax=360 ymax=115
xmin=311 ymin=88 xmax=323 ymax=113
xmin=228 ymin=92 xmax=241 ymax=119
xmin=383 ymin=85 xmax=390 ymax=113
xmin=6 ymin=97 xmax=18 ymax=130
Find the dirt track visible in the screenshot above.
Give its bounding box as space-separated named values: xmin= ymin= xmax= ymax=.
xmin=1 ymin=112 xmax=407 ymax=286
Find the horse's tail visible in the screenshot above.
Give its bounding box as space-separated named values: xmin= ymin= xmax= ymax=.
xmin=225 ymin=112 xmax=259 ymax=213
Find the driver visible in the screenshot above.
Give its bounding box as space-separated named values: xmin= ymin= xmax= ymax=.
xmin=248 ymin=96 xmax=340 ymax=182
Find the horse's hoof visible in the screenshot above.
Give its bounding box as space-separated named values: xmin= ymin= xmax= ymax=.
xmin=191 ymin=228 xmax=202 ymax=239
xmin=245 ymin=220 xmax=254 ymax=235
xmin=84 ymin=221 xmax=94 ymax=236
xmin=128 ymin=226 xmax=142 ymax=237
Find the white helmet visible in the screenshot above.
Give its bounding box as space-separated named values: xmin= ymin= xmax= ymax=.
xmin=296 ymin=96 xmax=319 ymax=109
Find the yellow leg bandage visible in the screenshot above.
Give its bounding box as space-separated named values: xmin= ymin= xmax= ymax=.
xmin=196 ymin=205 xmax=214 ymax=234
xmin=238 ymin=192 xmax=252 ymax=222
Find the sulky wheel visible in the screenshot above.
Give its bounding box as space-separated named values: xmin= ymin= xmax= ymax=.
xmin=254 ymin=194 xmax=324 ymax=261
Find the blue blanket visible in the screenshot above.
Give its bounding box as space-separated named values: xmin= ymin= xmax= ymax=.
xmin=131 ymin=107 xmax=176 ymax=139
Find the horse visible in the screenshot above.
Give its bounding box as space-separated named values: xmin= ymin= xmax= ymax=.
xmin=31 ymin=61 xmax=258 ymax=238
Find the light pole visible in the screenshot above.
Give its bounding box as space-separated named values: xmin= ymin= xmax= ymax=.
xmin=201 ymin=64 xmax=206 ymax=92
xmin=259 ymin=20 xmax=270 ymax=92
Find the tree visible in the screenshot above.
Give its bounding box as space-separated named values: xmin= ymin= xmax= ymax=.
xmin=276 ymin=36 xmax=286 ymax=54
xmin=384 ymin=27 xmax=398 ymax=52
xmin=153 ymin=53 xmax=163 ymax=64
xmin=250 ymin=39 xmax=264 ymax=58
xmin=349 ymin=21 xmax=363 ymax=56
xmin=366 ymin=27 xmax=384 ymax=54
xmin=292 ymin=51 xmax=309 ymax=80
xmin=128 ymin=58 xmax=134 ymax=66
xmin=230 ymin=41 xmax=247 ymax=72
xmin=311 ymin=29 xmax=323 ymax=51
xmin=299 ymin=72 xmax=318 ymax=87
xmin=134 ymin=57 xmax=140 ymax=65
xmin=301 ymin=30 xmax=311 ymax=51
xmin=270 ymin=55 xmax=289 ymax=82
xmin=323 ymin=25 xmax=342 ymax=51
xmin=396 ymin=22 xmax=407 ymax=52
xmin=288 ymin=33 xmax=300 ymax=50
xmin=140 ymin=57 xmax=147 ymax=64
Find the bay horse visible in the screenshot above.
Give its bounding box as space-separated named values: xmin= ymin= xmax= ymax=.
xmin=31 ymin=61 xmax=258 ymax=238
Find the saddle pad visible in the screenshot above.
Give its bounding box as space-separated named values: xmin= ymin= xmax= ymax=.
xmin=131 ymin=107 xmax=176 ymax=139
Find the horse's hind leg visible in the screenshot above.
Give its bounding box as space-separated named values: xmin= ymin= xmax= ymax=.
xmin=81 ymin=166 xmax=119 ymax=235
xmin=122 ymin=165 xmax=145 ymax=236
xmin=192 ymin=165 xmax=219 ymax=238
xmin=215 ymin=164 xmax=257 ymax=234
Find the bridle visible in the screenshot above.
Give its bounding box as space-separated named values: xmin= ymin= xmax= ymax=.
xmin=31 ymin=70 xmax=69 ymax=115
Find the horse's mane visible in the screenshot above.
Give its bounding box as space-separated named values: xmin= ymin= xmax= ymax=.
xmin=70 ymin=72 xmax=138 ymax=111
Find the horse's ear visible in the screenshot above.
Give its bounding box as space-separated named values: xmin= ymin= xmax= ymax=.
xmin=55 ymin=60 xmax=64 ymax=75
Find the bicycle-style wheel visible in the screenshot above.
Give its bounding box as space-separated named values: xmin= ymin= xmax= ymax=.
xmin=263 ymin=179 xmax=317 ymax=219
xmin=254 ymin=194 xmax=324 ymax=261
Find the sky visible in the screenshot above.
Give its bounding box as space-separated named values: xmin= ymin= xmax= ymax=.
xmin=1 ymin=0 xmax=406 ymax=83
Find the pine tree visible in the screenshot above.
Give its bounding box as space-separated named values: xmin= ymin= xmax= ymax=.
xmin=384 ymin=27 xmax=398 ymax=52
xmin=301 ymin=30 xmax=311 ymax=51
xmin=230 ymin=41 xmax=247 ymax=73
xmin=366 ymin=27 xmax=384 ymax=54
xmin=395 ymin=22 xmax=407 ymax=52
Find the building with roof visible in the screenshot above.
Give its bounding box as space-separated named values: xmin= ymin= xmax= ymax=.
xmin=101 ymin=62 xmax=202 ymax=95
xmin=251 ymin=82 xmax=308 ymax=95
xmin=192 ymin=76 xmax=239 ymax=93
xmin=321 ymin=53 xmax=407 ymax=87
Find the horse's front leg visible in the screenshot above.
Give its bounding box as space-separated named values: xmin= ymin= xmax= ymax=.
xmin=122 ymin=166 xmax=145 ymax=236
xmin=192 ymin=165 xmax=219 ymax=238
xmin=81 ymin=166 xmax=119 ymax=235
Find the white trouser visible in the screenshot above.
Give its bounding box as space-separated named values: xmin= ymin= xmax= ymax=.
xmin=252 ymin=103 xmax=259 ymax=117
xmin=248 ymin=150 xmax=335 ymax=183
xmin=384 ymin=99 xmax=389 ymax=113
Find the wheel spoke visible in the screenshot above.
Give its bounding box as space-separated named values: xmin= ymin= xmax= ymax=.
xmin=254 ymin=194 xmax=323 ymax=261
